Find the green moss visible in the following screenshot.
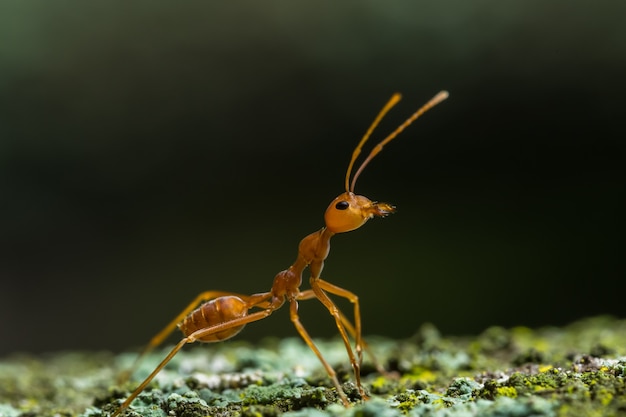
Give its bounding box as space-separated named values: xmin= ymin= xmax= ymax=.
xmin=1 ymin=316 xmax=625 ymax=416
xmin=445 ymin=377 xmax=481 ymax=400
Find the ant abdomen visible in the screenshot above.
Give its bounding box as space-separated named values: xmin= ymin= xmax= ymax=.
xmin=178 ymin=296 xmax=248 ymax=342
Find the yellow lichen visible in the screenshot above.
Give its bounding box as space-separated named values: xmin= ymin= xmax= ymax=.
xmin=538 ymin=364 xmax=553 ymax=373
xmin=496 ymin=386 xmax=518 ymax=398
xmin=403 ymin=366 xmax=437 ymax=384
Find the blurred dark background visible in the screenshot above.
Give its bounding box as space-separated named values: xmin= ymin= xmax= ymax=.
xmin=1 ymin=2 xmax=624 ymax=356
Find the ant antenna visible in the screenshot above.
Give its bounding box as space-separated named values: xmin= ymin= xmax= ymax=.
xmin=344 ymin=93 xmax=401 ymax=192
xmin=347 ymin=90 xmax=449 ymax=193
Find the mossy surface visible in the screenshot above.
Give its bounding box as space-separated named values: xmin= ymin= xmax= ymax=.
xmin=0 ymin=316 xmax=625 ymax=417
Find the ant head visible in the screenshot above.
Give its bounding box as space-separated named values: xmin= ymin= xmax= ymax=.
xmin=325 ymin=192 xmax=395 ymax=233
xmin=324 ymin=91 xmax=448 ymax=234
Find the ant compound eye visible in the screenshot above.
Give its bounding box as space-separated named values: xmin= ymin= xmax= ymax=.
xmin=335 ymin=201 xmax=350 ymax=210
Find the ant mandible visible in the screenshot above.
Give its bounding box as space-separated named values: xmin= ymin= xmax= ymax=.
xmin=111 ymin=90 xmax=449 ymax=416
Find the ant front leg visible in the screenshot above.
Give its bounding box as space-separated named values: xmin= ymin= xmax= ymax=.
xmin=298 ymin=287 xmax=386 ymax=376
xmin=314 ymin=280 xmax=365 ymax=365
xmin=308 ymin=278 xmax=369 ymax=400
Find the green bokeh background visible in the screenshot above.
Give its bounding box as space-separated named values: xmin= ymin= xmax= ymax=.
xmin=1 ymin=1 xmax=624 ymax=356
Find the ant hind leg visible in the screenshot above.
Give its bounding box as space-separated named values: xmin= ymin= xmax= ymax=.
xmin=119 ymin=290 xmax=258 ymax=383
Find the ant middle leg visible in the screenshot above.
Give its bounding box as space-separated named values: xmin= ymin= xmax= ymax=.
xmin=288 ymin=298 xmax=350 ymax=406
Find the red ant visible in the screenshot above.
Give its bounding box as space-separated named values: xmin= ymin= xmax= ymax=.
xmin=111 ymin=90 xmax=449 ymax=416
